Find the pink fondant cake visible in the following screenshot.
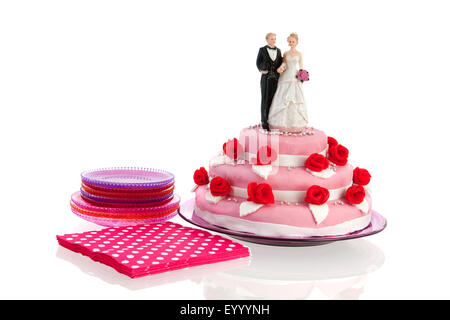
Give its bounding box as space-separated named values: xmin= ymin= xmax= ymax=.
xmin=192 ymin=126 xmax=373 ymax=238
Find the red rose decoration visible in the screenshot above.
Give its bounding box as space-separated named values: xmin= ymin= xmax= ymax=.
xmin=328 ymin=144 xmax=349 ymax=166
xmin=209 ymin=176 xmax=231 ymax=197
xmin=328 ymin=136 xmax=338 ymax=148
xmin=353 ymin=167 xmax=371 ymax=186
xmin=345 ymin=185 xmax=366 ymax=204
xmin=193 ymin=167 xmax=209 ymax=185
xmin=223 ymin=138 xmax=244 ymax=160
xmin=247 ymin=182 xmax=275 ymax=205
xmin=251 ymin=146 xmax=278 ymax=165
xmin=305 ymin=153 xmax=330 ymax=172
xmin=304 ymin=185 xmax=330 ymax=205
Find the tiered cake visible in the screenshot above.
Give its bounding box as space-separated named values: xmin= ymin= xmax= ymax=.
xmin=192 ymin=125 xmax=373 ymax=237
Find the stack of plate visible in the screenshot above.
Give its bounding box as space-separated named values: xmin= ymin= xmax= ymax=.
xmin=70 ymin=167 xmax=180 ymax=227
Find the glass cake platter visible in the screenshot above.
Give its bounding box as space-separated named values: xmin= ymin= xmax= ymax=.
xmin=178 ymin=198 xmax=387 ymax=247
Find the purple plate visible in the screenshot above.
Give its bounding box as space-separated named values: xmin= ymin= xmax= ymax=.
xmin=178 ymin=199 xmax=387 ymax=247
xmin=81 ymin=167 xmax=174 ymax=189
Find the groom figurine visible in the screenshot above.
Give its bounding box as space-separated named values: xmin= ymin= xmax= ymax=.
xmin=256 ymin=32 xmax=283 ymax=131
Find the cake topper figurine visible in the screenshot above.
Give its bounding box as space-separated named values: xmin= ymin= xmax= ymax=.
xmin=257 ymin=32 xmax=309 ymax=133
xmin=256 ymin=33 xmax=283 ymax=131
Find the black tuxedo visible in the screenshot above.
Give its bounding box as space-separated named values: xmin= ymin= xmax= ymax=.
xmin=256 ymin=45 xmax=283 ymax=130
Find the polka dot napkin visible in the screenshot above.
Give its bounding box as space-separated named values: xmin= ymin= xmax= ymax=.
xmin=57 ymin=222 xmax=250 ymax=278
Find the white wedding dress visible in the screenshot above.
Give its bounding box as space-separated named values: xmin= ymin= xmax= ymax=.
xmin=268 ymin=54 xmax=308 ymax=132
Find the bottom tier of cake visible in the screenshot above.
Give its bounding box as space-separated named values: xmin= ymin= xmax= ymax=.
xmin=194 ymin=186 xmax=372 ymax=237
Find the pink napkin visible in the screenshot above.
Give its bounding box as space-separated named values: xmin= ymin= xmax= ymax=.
xmin=57 ymin=222 xmax=250 ymax=278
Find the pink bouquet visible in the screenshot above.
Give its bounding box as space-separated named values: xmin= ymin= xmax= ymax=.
xmin=296 ymin=69 xmax=310 ymax=83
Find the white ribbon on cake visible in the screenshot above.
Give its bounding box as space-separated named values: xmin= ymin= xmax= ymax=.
xmin=244 ymin=147 xmax=327 ymax=167
xmin=194 ymin=205 xmax=372 ymax=237
xmin=229 ymin=184 xmax=351 ymax=203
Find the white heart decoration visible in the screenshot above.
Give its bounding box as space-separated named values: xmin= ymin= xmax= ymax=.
xmin=306 ymin=168 xmax=336 ymax=179
xmin=205 ymin=191 xmax=224 ymax=204
xmin=251 ymin=164 xmax=273 ymax=179
xmin=355 ymin=199 xmax=369 ymax=214
xmin=308 ymin=203 xmax=329 ymax=225
xmin=239 ymin=201 xmax=264 ymax=217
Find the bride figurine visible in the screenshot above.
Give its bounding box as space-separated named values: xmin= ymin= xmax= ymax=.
xmin=268 ymin=33 xmax=308 ymax=132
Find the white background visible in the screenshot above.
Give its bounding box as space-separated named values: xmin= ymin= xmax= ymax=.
xmin=0 ymin=0 xmax=449 ymax=299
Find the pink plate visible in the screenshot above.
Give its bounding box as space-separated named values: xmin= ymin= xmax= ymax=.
xmin=71 ymin=192 xmax=180 ymax=214
xmin=178 ymin=198 xmax=387 ymax=247
xmin=71 ymin=207 xmax=179 ymax=227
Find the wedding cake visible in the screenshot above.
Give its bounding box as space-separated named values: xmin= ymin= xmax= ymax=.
xmin=191 ymin=32 xmax=374 ymax=238
xmin=192 ymin=127 xmax=373 ymax=237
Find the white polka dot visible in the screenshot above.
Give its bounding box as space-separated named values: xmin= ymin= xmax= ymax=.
xmin=126 ymin=255 xmax=134 ymax=258
xmin=136 ymin=260 xmax=144 ymax=264
xmin=122 ymin=260 xmax=129 ymax=264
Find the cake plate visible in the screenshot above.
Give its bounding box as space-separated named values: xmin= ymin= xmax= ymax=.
xmin=178 ymin=199 xmax=387 ymax=247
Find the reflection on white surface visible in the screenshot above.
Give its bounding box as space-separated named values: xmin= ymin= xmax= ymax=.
xmin=57 ymin=220 xmax=384 ymax=298
xmin=195 ymin=238 xmax=384 ymax=300
xmin=56 ymin=246 xmax=250 ymax=291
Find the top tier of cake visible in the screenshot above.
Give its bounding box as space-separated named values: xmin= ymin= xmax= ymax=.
xmin=239 ymin=125 xmax=328 ymax=167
